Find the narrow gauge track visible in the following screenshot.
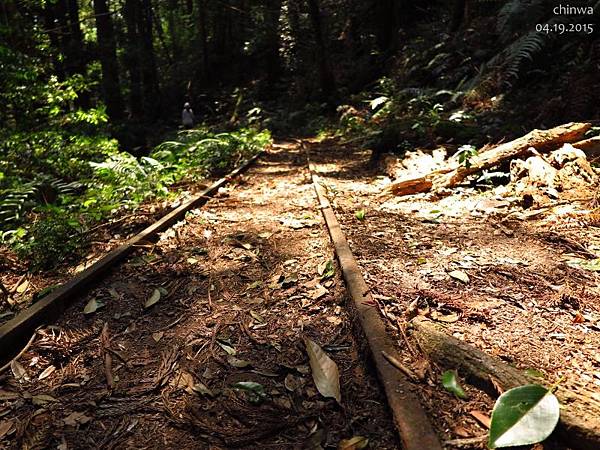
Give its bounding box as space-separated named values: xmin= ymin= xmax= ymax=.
xmin=0 ymin=142 xmax=440 ymax=449
xmin=0 ymin=153 xmax=262 ymax=362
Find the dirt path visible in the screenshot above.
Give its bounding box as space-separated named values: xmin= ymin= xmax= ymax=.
xmin=0 ymin=144 xmax=397 ymax=449
xmin=307 ymin=139 xmax=600 ymax=449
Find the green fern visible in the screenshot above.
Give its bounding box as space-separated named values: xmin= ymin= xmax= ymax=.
xmin=0 ymin=175 xmax=82 ymax=226
xmin=496 ymin=0 xmax=546 ymax=43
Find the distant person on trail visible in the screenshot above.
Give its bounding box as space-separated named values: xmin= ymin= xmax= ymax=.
xmin=182 ymin=102 xmax=195 ymax=129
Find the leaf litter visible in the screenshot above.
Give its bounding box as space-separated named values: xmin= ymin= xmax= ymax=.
xmin=0 ymin=144 xmax=397 ymax=449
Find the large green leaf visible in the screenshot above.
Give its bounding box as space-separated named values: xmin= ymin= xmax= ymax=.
xmin=489 ymin=384 xmax=560 ymax=448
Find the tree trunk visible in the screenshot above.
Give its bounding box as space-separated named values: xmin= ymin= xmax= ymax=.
xmin=138 ymin=0 xmax=161 ymax=120
xmin=264 ymin=0 xmax=283 ymax=86
xmin=196 ymin=0 xmax=209 ymax=81
xmin=412 ymin=318 xmax=600 ymax=450
xmin=65 ymin=0 xmax=90 ymax=107
xmin=306 ymin=0 xmax=336 ymax=100
xmin=449 ymin=0 xmax=466 ymax=32
xmin=43 ymin=4 xmax=66 ymax=81
xmin=93 ymin=0 xmax=124 ymax=121
xmin=167 ymin=0 xmax=181 ymax=60
xmin=374 ymin=0 xmax=399 ymax=52
xmin=123 ymin=0 xmax=143 ymax=119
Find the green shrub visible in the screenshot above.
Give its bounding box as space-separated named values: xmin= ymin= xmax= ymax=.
xmin=15 ymin=213 xmax=85 ymax=271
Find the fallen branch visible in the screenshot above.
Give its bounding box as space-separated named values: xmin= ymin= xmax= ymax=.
xmin=100 ymin=322 xmax=114 ymax=390
xmin=572 ymin=136 xmax=600 ymax=160
xmin=411 ymin=317 xmax=600 ymax=450
xmin=381 ymin=351 xmax=420 ymax=382
xmin=0 ymin=282 xmax=10 ymax=305
xmin=385 ymin=122 xmax=592 ymax=197
xmin=0 ymin=329 xmax=39 ymax=374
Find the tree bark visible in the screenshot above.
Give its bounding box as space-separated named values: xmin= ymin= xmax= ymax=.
xmin=93 ymin=0 xmax=124 ymax=121
xmin=572 ymin=136 xmax=600 ymax=160
xmin=43 ymin=4 xmax=66 ymax=81
xmin=65 ymin=0 xmax=90 ymax=107
xmin=196 ymin=0 xmax=210 ymax=81
xmin=123 ymin=0 xmax=143 ymax=119
xmin=306 ymin=0 xmax=336 ymax=100
xmin=374 ymin=0 xmax=400 ymax=52
xmin=412 ymin=318 xmax=600 ymax=450
xmin=264 ymin=0 xmax=283 ymax=86
xmin=386 ymin=122 xmax=592 ymax=196
xmin=138 ymin=0 xmax=161 ymax=120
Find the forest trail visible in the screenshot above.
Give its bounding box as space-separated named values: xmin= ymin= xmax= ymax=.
xmin=1 ymin=143 xmax=397 ymax=449
xmin=307 ymin=138 xmax=600 ymax=450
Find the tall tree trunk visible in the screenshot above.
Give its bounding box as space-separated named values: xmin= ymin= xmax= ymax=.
xmin=138 ymin=0 xmax=161 ymax=120
xmin=65 ymin=0 xmax=90 ymax=107
xmin=167 ymin=0 xmax=181 ymax=60
xmin=196 ymin=0 xmax=209 ymax=81
xmin=264 ymin=0 xmax=283 ymax=86
xmin=123 ymin=0 xmax=143 ymax=119
xmin=43 ymin=4 xmax=66 ymax=80
xmin=306 ymin=0 xmax=336 ymax=100
xmin=374 ymin=0 xmax=401 ymax=52
xmin=449 ymin=0 xmax=466 ymax=32
xmin=93 ymin=0 xmax=124 ymax=121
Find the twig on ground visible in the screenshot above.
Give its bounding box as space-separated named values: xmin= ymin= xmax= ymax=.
xmin=443 ymin=435 xmax=487 ymax=447
xmin=209 ymin=321 xmax=225 ymax=365
xmin=0 ymin=328 xmax=40 ymax=374
xmin=101 ymin=322 xmax=114 ymax=389
xmin=397 ymin=319 xmax=418 ymax=357
xmin=0 ymin=281 xmax=11 ymax=305
xmin=240 ymin=318 xmax=266 ymax=345
xmin=10 ymin=274 xmax=27 ymax=294
xmin=381 ymin=350 xmax=420 ymax=382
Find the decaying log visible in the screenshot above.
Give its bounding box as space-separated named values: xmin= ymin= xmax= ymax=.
xmin=411 ymin=318 xmax=600 ymax=450
xmin=387 ymin=176 xmax=434 ymax=196
xmin=386 ymin=122 xmax=592 ymax=196
xmin=572 ymin=136 xmax=600 ymax=160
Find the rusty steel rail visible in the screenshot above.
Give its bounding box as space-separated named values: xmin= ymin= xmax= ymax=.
xmin=0 ymin=153 xmax=262 ymax=363
xmin=306 ymin=152 xmax=443 ymax=450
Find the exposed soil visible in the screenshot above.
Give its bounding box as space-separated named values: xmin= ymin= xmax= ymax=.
xmin=306 ymin=138 xmax=600 ymax=450
xmin=0 ymin=144 xmax=397 ymax=449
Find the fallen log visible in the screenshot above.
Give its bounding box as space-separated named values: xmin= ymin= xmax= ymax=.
xmin=411 ymin=318 xmax=600 ymax=450
xmin=572 ymin=136 xmax=600 ymax=160
xmin=386 ymin=122 xmax=591 ymax=196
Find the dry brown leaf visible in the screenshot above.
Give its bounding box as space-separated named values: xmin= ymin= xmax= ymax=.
xmin=338 ymin=436 xmax=369 ymax=450
xmin=32 ymin=394 xmax=58 ymax=406
xmin=470 ymin=410 xmax=491 ymax=429
xmin=10 ymin=360 xmax=28 ymax=381
xmin=38 ymin=365 xmax=56 ymax=380
xmin=152 ymin=332 xmax=164 ymax=342
xmin=304 ymin=337 xmax=341 ymax=403
xmin=0 ymin=391 xmax=20 ymax=401
xmin=144 ymin=289 xmax=161 ymax=308
xmin=448 ymin=270 xmax=470 ymax=284
xmin=0 ymin=420 xmax=15 ymax=439
xmin=63 ymin=411 xmax=92 ymax=427
xmin=16 ymin=280 xmax=29 ymax=294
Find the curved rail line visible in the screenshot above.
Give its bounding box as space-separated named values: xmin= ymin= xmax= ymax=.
xmin=0 ymin=153 xmax=261 ymax=363
xmin=1 ymin=144 xmax=443 ymax=449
